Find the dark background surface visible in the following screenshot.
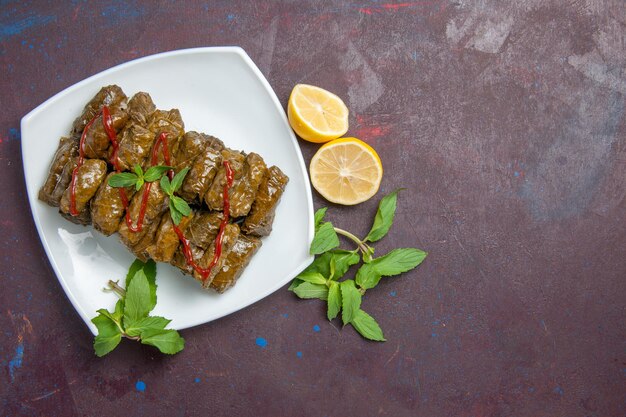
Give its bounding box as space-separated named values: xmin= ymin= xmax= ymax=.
xmin=1 ymin=1 xmax=625 ymax=416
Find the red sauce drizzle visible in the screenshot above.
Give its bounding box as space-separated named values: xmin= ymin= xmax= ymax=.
xmin=70 ymin=108 xmax=230 ymax=279
xmin=123 ymin=132 xmax=172 ymax=232
xmin=172 ymin=160 xmax=234 ymax=281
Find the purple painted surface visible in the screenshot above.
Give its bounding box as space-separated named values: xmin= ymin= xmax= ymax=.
xmin=1 ymin=1 xmax=625 ymax=416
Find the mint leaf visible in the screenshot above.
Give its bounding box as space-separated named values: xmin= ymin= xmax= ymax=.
xmin=340 ymin=280 xmax=361 ymax=325
xmin=365 ymin=189 xmax=402 ymax=243
xmin=123 ymin=271 xmax=151 ymax=328
xmin=299 ymin=250 xmax=359 ymax=283
xmin=140 ymin=328 xmax=185 ymax=354
xmin=356 ymin=248 xmax=427 ymax=290
xmin=314 ymin=207 xmax=327 ymax=231
xmin=171 ymin=196 xmax=191 ymax=216
xmin=351 ymin=309 xmax=385 ymax=341
xmin=297 ymin=271 xmax=327 ymax=286
xmin=355 ymin=262 xmax=380 ymax=290
xmin=125 ymin=315 xmax=171 ymax=337
xmin=301 ymin=253 xmax=333 ymax=277
xmin=171 ymin=167 xmax=190 ymax=192
xmin=92 ymin=313 xmax=122 ymax=357
xmin=328 ymin=250 xmax=360 ymax=280
xmin=108 ymin=172 xmax=138 ymax=188
xmin=310 ymin=222 xmax=340 ymax=255
xmin=327 ymin=281 xmax=341 ymax=320
xmin=144 ymin=165 xmax=173 ymax=182
xmin=371 ymin=248 xmax=427 ymax=276
xmin=133 ymin=164 xmax=144 ymax=177
xmin=169 ymin=199 xmax=183 ymax=225
xmin=112 ymin=299 xmax=125 ymax=322
xmin=293 ymin=282 xmax=329 ymax=300
xmin=160 ymin=175 xmax=173 ymax=195
xmin=288 ymin=278 xmax=303 ymax=291
xmin=95 ymin=308 xmax=123 ymax=332
xmin=126 ymin=259 xmax=157 ymax=311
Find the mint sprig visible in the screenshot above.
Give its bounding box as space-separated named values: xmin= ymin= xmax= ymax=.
xmin=289 ymin=190 xmax=428 ymax=341
xmin=160 ymin=167 xmax=191 ymax=225
xmin=108 ymin=164 xmax=172 ymax=191
xmin=91 ymin=259 xmax=185 ymax=356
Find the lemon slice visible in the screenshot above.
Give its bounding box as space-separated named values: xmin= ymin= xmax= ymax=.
xmin=310 ymin=137 xmax=383 ymax=205
xmin=287 ymin=84 xmax=349 ymax=143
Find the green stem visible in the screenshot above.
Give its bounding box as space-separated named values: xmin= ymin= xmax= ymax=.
xmin=334 ymin=227 xmax=371 ymax=254
xmin=105 ymin=280 xmax=126 ymax=298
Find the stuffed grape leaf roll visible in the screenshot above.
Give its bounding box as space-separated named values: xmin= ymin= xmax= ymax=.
xmin=90 ymin=173 xmax=136 ymax=236
xmin=81 ymin=87 xmax=129 ymax=160
xmin=228 ymin=152 xmax=267 ymax=217
xmin=193 ymin=223 xmax=240 ymax=286
xmin=118 ymin=182 xmax=168 ymax=247
xmin=178 ymin=137 xmax=223 ymax=203
xmin=185 ymin=211 xmax=224 ymax=249
xmin=146 ymin=211 xmax=194 ymax=263
xmin=114 ymin=92 xmax=157 ymax=171
xmin=38 ymin=136 xmax=78 ymax=207
xmin=59 ymin=158 xmax=107 ymax=219
xmin=204 ymin=149 xmax=246 ymax=211
xmin=211 ymin=235 xmax=262 ymax=293
xmin=242 ymin=166 xmax=289 ymax=236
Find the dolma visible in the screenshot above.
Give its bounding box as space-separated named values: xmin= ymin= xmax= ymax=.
xmin=171 ymin=242 xmax=205 ymax=275
xmin=81 ymin=87 xmax=129 ymax=160
xmin=118 ymin=182 xmax=168 ymax=247
xmin=130 ymin=214 xmax=163 ymax=262
xmin=228 ymin=152 xmax=267 ymax=217
xmin=39 ymin=83 xmax=291 ymax=293
xmin=185 ymin=211 xmax=224 ymax=249
xmin=38 ymin=136 xmax=78 ymax=207
xmin=114 ymin=92 xmax=157 ymax=171
xmin=146 ymin=211 xmax=194 ymax=263
xmin=173 ymin=131 xmax=210 ymax=171
xmin=59 ymin=158 xmax=108 ymax=219
xmin=193 ymin=223 xmax=240 ymax=286
xmin=126 ymin=92 xmax=156 ymax=126
xmin=178 ymin=141 xmax=223 ymax=203
xmin=145 ymin=109 xmax=185 ymax=167
xmin=90 ymin=173 xmax=135 ymax=236
xmin=242 ymin=166 xmax=289 ymax=236
xmin=211 ymin=235 xmax=262 ymax=293
xmin=71 ymin=85 xmax=125 ymax=136
xmin=204 ymin=149 xmax=246 ymax=211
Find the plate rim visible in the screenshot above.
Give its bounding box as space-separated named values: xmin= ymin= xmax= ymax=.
xmin=21 ymin=46 xmax=314 ymax=334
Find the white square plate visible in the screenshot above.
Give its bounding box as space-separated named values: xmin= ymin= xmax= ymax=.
xmin=21 ymin=47 xmax=314 ymax=334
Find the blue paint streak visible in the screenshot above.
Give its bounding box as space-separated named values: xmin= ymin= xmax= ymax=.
xmin=431 ymin=332 xmax=438 ymax=338
xmin=100 ymin=1 xmax=144 ymax=25
xmin=553 ymin=386 xmax=564 ymax=396
xmin=9 ymin=128 xmax=20 ymax=141
xmin=514 ymin=171 xmax=520 ymax=177
xmin=8 ymin=343 xmax=24 ymax=381
xmin=296 ymin=351 xmax=302 ymax=358
xmin=135 ymin=380 xmax=146 ymax=392
xmin=0 ymin=14 xmax=56 ymax=41
xmin=194 ymin=377 xmax=200 ymax=383
xmin=282 ymin=313 xmax=288 ymax=318
xmin=389 ymin=291 xmax=397 ymax=297
xmin=313 ymin=325 xmax=320 ymax=332
xmin=226 ymin=13 xmax=235 ymax=22
xmin=255 ymin=337 xmax=267 ymax=348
